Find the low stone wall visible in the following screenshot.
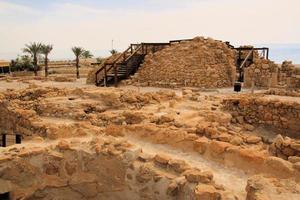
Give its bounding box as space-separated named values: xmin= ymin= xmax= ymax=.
xmin=244 ymin=57 xmax=278 ymax=88
xmin=279 ymin=61 xmax=300 ymax=88
xmin=264 ymin=88 xmax=300 ymax=97
xmin=222 ymin=95 xmax=300 ymax=132
xmin=243 ymin=60 xmax=300 ymax=89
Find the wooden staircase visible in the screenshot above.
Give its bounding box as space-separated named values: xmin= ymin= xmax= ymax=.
xmin=95 ymin=43 xmax=169 ymax=87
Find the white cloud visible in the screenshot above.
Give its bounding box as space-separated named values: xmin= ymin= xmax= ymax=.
xmin=0 ymin=0 xmax=299 ymax=62
xmin=0 ymin=1 xmax=39 ymax=15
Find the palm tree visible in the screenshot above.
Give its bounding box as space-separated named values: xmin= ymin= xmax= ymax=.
xmin=82 ymin=50 xmax=93 ymax=59
xmin=110 ymin=49 xmax=118 ymax=55
xmin=40 ymin=44 xmax=53 ymax=77
xmin=71 ymin=47 xmax=85 ymax=79
xmin=23 ymin=42 xmax=42 ymax=76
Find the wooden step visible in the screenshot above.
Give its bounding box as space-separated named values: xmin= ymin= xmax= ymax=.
xmin=107 ymin=73 xmax=126 ymax=77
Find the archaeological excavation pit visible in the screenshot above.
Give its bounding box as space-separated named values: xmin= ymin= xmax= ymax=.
xmin=0 ymin=37 xmax=300 ymax=200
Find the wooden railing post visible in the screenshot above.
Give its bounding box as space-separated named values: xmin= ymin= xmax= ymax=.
xmin=2 ymin=134 xmax=6 ymax=147
xmin=126 ymin=63 xmax=129 ymax=78
xmin=95 ymin=73 xmax=98 ymax=86
xmin=104 ymin=65 xmax=107 ymax=87
xmin=114 ymin=64 xmax=118 ymax=87
xmin=16 ymin=134 xmax=22 ymax=144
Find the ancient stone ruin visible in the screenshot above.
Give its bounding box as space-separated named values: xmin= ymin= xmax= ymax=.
xmin=1 ymin=36 xmax=300 ymax=200
xmin=131 ymin=37 xmax=236 ymax=88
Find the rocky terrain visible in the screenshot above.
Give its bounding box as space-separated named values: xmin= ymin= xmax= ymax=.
xmin=0 ymin=79 xmax=300 ymax=199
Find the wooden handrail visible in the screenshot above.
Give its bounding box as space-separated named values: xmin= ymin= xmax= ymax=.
xmin=95 ymin=40 xmax=195 ymax=86
xmin=239 ymin=49 xmax=253 ymax=70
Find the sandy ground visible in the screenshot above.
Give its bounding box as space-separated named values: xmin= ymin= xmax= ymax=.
xmin=0 ymin=78 xmax=93 ymax=92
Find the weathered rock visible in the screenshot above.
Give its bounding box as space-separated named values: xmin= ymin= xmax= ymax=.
xmin=184 ymin=169 xmax=213 ymax=183
xmin=209 ymin=141 xmax=232 ymax=155
xmin=293 ymin=162 xmax=300 ymax=171
xmin=154 ymin=154 xmax=171 ymax=165
xmin=274 ymin=134 xmax=284 ymax=149
xmin=244 ymin=124 xmax=255 ymax=131
xmin=217 ymin=133 xmax=232 ymax=142
xmin=57 ymin=140 xmax=71 ymax=151
xmin=229 ymin=136 xmax=243 ymax=146
xmin=288 ymin=156 xmax=300 ymax=163
xmin=246 ymin=176 xmax=271 ymax=200
xmin=265 ymin=157 xmax=294 ymax=177
xmin=122 ymin=111 xmax=145 ymax=124
xmin=168 ymin=159 xmax=190 ymax=173
xmin=246 ymin=136 xmax=262 ymax=144
xmin=193 ymin=137 xmax=209 ymax=154
xmin=159 ymin=114 xmax=175 ymax=124
xmin=194 ymin=184 xmax=221 ymax=200
xmin=290 ymin=143 xmax=300 ymax=151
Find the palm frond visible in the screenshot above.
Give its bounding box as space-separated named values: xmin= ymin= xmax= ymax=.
xmin=72 ymin=47 xmax=85 ymax=57
xmin=41 ymin=44 xmax=53 ymax=55
xmin=23 ymin=42 xmax=42 ymax=55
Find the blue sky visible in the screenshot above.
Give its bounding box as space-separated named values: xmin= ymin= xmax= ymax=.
xmin=0 ymin=0 xmax=299 ymax=63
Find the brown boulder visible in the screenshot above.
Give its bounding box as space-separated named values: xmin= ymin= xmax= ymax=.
xmin=193 ymin=137 xmax=209 ymax=154
xmin=57 ymin=140 xmax=71 ymax=151
xmin=168 ymin=159 xmax=190 ymax=173
xmin=209 ymin=141 xmax=232 ymax=155
xmin=154 ymin=154 xmax=171 ymax=166
xmin=265 ymin=157 xmax=294 ymax=178
xmin=184 ymin=169 xmax=213 ymax=183
xmin=246 ymin=136 xmax=262 ymax=144
xmin=194 ymin=184 xmax=221 ymax=200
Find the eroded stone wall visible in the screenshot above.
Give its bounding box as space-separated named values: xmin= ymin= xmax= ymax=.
xmin=279 ymin=61 xmax=300 ymax=88
xmin=222 ymin=95 xmax=300 ymax=132
xmin=243 ymin=55 xmax=278 ymax=88
xmin=131 ymin=37 xmax=236 ymax=88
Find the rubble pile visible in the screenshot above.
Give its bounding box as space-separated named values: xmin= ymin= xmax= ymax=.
xmin=131 ymin=37 xmax=236 ymax=88
xmin=270 ymin=134 xmax=300 ymax=160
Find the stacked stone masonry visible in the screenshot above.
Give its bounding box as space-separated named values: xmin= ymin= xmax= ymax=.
xmin=131 ymin=37 xmax=236 ymax=88
xmin=222 ymin=95 xmax=300 ymax=132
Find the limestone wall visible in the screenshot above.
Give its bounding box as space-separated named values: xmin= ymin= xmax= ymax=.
xmin=279 ymin=61 xmax=300 ymax=88
xmin=244 ymin=60 xmax=300 ymax=89
xmin=244 ymin=57 xmax=278 ymax=88
xmin=264 ymin=88 xmax=300 ymax=97
xmin=132 ymin=37 xmax=236 ymax=88
xmin=222 ymin=95 xmax=300 ymax=132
